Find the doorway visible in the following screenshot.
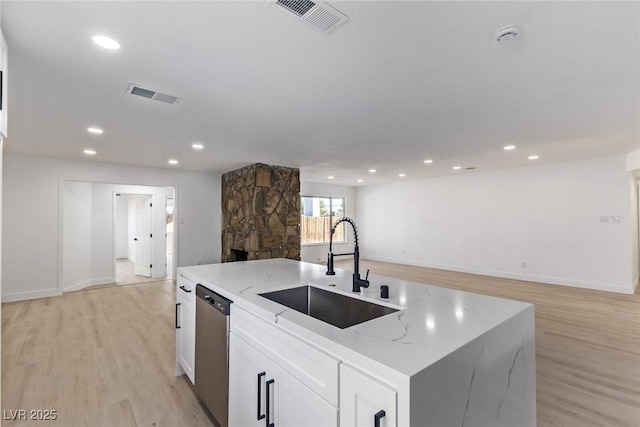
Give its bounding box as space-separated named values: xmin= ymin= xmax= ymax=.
xmin=60 ymin=181 xmax=176 ymax=293
xmin=166 ymin=195 xmax=175 ymax=280
xmin=114 ymin=193 xmax=154 ymax=285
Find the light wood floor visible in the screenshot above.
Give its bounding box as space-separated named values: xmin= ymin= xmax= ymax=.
xmin=2 ymin=261 xmax=639 ymax=427
xmin=1 ymin=280 xmax=212 ymax=427
xmin=337 ymin=259 xmax=640 ymax=427
xmin=115 ymin=259 xmax=160 ymax=286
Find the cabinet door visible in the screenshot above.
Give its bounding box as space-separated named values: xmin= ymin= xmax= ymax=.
xmin=230 ymin=333 xmax=337 ymax=427
xmin=229 ymin=332 xmax=271 ymax=427
xmin=177 ymin=291 xmax=195 ymax=384
xmin=340 ymin=365 xmax=397 ymax=427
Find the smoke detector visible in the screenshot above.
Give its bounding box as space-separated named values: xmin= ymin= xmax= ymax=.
xmin=271 ymin=0 xmax=349 ymax=34
xmin=126 ymin=84 xmax=180 ymax=104
xmin=496 ymin=25 xmax=520 ymax=43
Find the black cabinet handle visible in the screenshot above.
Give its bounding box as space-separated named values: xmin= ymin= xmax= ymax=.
xmin=175 ymin=303 xmax=181 ymax=329
xmin=257 ymin=372 xmax=266 ymax=421
xmin=266 ymin=379 xmax=275 ymax=427
xmin=374 ymin=410 xmax=386 ymax=427
xmin=179 ymin=285 xmax=192 ymax=293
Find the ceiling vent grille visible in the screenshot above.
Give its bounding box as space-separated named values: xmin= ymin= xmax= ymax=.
xmin=272 ymin=0 xmax=348 ymax=34
xmin=126 ymin=84 xmax=180 ymax=104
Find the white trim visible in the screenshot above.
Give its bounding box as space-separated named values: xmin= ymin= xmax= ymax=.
xmin=171 ymin=184 xmax=179 ymax=280
xmin=362 ymin=255 xmax=636 ymax=295
xmin=57 ymin=177 xmax=65 ymax=295
xmin=3 ymin=288 xmax=60 ymax=303
xmin=64 ymin=277 xmax=114 ymax=293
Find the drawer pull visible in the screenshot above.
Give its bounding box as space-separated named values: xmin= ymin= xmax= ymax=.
xmin=257 ymin=372 xmax=266 ymax=421
xmin=179 ymin=285 xmax=192 ymax=293
xmin=374 ymin=410 xmax=386 ymax=427
xmin=266 ymin=379 xmax=275 ymax=427
xmin=175 ymin=303 xmax=181 ymax=329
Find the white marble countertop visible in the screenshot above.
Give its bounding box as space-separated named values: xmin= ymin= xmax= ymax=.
xmin=179 ymin=258 xmax=533 ymax=379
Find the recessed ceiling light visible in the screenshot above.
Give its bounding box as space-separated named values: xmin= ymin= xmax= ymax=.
xmin=528 ymin=155 xmax=539 ymax=160
xmin=83 ymin=149 xmax=96 ymax=155
xmin=92 ymin=35 xmax=120 ymax=50
xmin=503 ymin=145 xmax=516 ymax=150
xmin=398 ymin=173 xmax=406 ymax=177
xmin=192 ymin=143 xmax=204 ymax=150
xmin=168 ymin=159 xmax=179 ymax=165
xmin=357 ymin=179 xmax=363 ymax=183
xmin=328 ymin=176 xmax=334 ymax=179
xmin=453 ymin=166 xmax=462 ymax=170
xmin=368 ymin=169 xmax=376 ymax=173
xmin=423 ymin=159 xmax=433 ymax=164
xmin=87 ymin=127 xmax=103 ymax=134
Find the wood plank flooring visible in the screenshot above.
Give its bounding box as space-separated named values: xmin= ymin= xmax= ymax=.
xmin=2 ymin=260 xmax=639 ymax=426
xmin=1 ymin=280 xmax=212 ymax=427
xmin=336 ymin=259 xmax=640 ymax=427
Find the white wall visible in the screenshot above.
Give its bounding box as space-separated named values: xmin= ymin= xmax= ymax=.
xmin=62 ymin=181 xmax=93 ymax=290
xmin=2 ymin=153 xmax=221 ymax=301
xmin=114 ymin=194 xmax=128 ymax=259
xmin=356 ymin=155 xmax=636 ymax=294
xmin=631 ymin=177 xmax=640 ymax=292
xmin=300 ymin=182 xmax=356 ymax=263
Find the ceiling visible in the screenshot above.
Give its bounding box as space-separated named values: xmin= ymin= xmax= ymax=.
xmin=2 ymin=1 xmax=638 ymax=186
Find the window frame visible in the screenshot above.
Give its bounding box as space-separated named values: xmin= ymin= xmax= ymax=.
xmin=300 ymin=195 xmax=347 ymax=246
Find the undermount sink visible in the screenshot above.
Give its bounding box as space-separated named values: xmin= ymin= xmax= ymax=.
xmin=260 ymin=285 xmax=399 ymax=329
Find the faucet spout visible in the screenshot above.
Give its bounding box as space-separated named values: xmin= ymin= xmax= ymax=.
xmin=326 ymin=217 xmax=370 ymax=292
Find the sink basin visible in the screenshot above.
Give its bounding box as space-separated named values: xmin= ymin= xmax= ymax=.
xmin=260 ymin=285 xmax=398 ymax=329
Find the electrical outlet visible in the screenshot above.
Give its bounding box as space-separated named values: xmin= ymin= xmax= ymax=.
xmin=600 ymin=215 xmax=621 ymax=224
xmin=401 ymin=249 xmax=405 ymax=255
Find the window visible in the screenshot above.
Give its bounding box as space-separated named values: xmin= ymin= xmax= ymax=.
xmin=300 ymin=196 xmax=345 ymax=244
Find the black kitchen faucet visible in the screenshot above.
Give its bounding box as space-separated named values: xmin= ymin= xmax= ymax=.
xmin=326 ymin=217 xmax=370 ymax=292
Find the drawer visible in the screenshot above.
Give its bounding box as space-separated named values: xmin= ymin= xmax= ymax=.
xmin=231 ymin=305 xmax=339 ymax=406
xmin=177 ymin=272 xmax=196 ymax=304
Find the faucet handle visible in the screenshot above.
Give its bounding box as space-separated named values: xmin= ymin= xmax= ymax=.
xmin=365 ymin=269 xmax=370 ymax=281
xmin=326 ymin=253 xmax=336 ymax=276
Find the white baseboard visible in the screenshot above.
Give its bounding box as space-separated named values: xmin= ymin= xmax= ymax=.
xmin=64 ymin=276 xmax=115 ymax=293
xmin=361 ymin=255 xmax=636 ymax=295
xmin=2 ymin=288 xmax=61 ymax=303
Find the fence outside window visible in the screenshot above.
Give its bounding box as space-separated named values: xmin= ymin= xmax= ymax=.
xmin=300 ymin=196 xmax=345 ymax=244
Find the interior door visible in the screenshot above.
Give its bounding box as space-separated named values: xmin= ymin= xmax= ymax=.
xmin=134 ymin=195 xmax=152 ymax=277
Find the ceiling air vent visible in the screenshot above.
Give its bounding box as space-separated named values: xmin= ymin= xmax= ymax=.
xmin=126 ymin=84 xmax=180 ymax=104
xmin=271 ymin=0 xmax=348 ymax=34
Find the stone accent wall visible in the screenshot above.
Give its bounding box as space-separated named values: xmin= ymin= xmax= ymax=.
xmin=221 ymin=163 xmax=300 ymax=262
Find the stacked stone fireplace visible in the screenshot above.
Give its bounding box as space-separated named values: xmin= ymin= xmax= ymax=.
xmin=221 ymin=163 xmax=301 ymax=262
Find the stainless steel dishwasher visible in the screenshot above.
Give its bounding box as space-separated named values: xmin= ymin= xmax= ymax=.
xmin=195 ymin=284 xmax=232 ymax=427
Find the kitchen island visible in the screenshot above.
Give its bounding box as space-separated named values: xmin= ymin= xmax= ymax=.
xmin=178 ymin=258 xmax=535 ymax=427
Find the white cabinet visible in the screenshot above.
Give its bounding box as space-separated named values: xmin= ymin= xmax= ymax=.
xmin=229 ymin=332 xmax=337 ymax=427
xmin=340 ymin=364 xmax=397 ymax=427
xmin=175 ymin=273 xmax=196 ymax=384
